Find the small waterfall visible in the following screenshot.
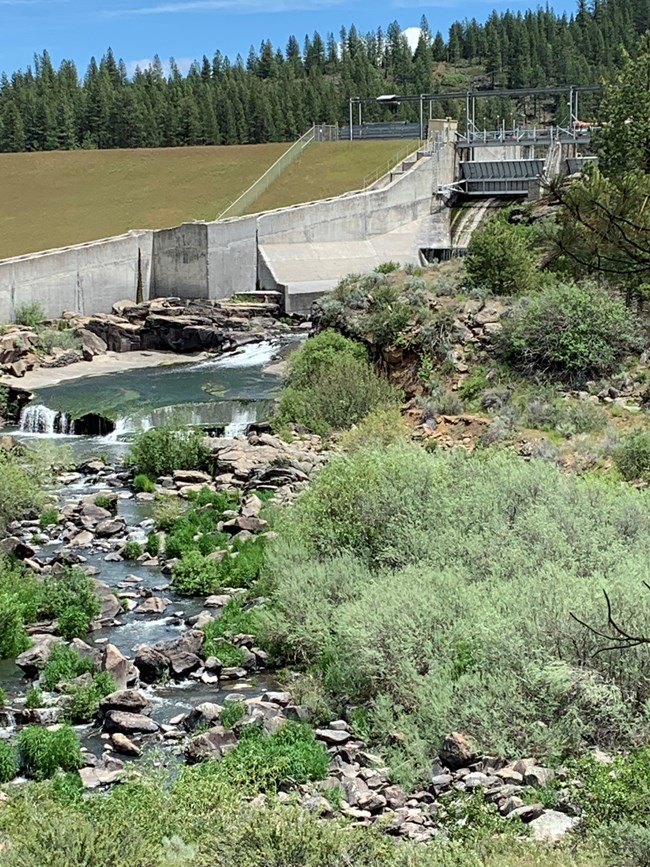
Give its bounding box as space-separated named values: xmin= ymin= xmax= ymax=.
xmin=19 ymin=404 xmax=75 ymax=436
xmin=225 ymin=405 xmax=257 ymax=437
xmin=192 ymin=340 xmax=279 ymax=370
xmin=452 ymin=198 xmax=501 ymax=249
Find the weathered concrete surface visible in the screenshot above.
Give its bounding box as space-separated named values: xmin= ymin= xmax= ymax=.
xmin=151 ymin=223 xmax=208 ymax=299
xmin=0 ymin=231 xmax=153 ymax=322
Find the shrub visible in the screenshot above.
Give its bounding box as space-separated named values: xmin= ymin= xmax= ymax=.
xmin=0 ymin=686 xmax=6 ymax=706
xmin=0 ymin=741 xmax=18 ymax=783
xmin=217 ymin=722 xmax=329 ymax=793
xmin=42 ymin=644 xmax=94 ymax=691
xmin=0 ymin=596 xmax=32 ymax=658
xmin=67 ymin=672 xmax=116 ymax=722
xmin=17 ymin=724 xmax=83 ymax=779
xmin=146 ymin=532 xmax=160 ymax=556
xmin=39 ymin=568 xmax=100 ymax=639
xmin=207 ymin=640 xmax=244 ymax=667
xmin=274 ymin=330 xmax=401 ymax=437
xmin=0 ymin=448 xmax=45 ymax=535
xmin=498 ymin=281 xmax=643 ymax=383
xmin=94 ymin=494 xmax=115 ymax=513
xmin=172 ymin=540 xmax=265 ymax=595
xmin=153 ymin=495 xmax=185 ymax=531
xmin=339 ymin=405 xmax=409 ymax=453
xmin=220 ymin=700 xmax=246 ymax=729
xmin=375 ymin=261 xmax=400 ymax=274
xmin=614 ymin=429 xmax=650 ymax=481
xmin=202 ymin=599 xmax=259 ymax=648
xmin=465 ymin=214 xmax=538 ymax=296
xmin=122 ymin=541 xmax=143 ymax=561
xmin=133 ymin=474 xmax=156 ymax=494
xmin=36 ymin=327 xmax=81 ymax=356
xmin=164 ymin=487 xmax=236 ymax=560
xmin=57 ymin=605 xmax=92 ymax=640
xmin=262 ymin=445 xmax=650 ymax=783
xmin=14 ymin=301 xmax=46 ymax=328
xmin=128 ymin=425 xmax=210 ymax=478
xmin=39 ymin=506 xmax=59 ymax=530
xmin=25 ymin=686 xmax=45 ymax=709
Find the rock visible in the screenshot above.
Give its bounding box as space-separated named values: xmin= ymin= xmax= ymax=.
xmin=240 ymin=494 xmax=263 ymax=518
xmin=222 ymin=516 xmax=268 ymax=534
xmin=95 ymin=519 xmax=125 ymax=537
xmin=186 ymin=726 xmax=237 ymax=763
xmin=76 ymin=329 xmax=107 ymax=361
xmin=495 ymin=767 xmax=524 ymax=785
xmin=172 ymin=470 xmax=212 ymax=485
xmin=111 ymin=733 xmax=142 ymax=757
xmin=500 ymin=796 xmax=525 ymax=816
xmin=529 ymin=810 xmax=579 ymax=842
xmin=135 ymin=596 xmax=167 ymax=615
xmin=0 ymin=537 xmax=36 ymax=560
xmin=439 ymin=732 xmax=475 ymax=770
xmin=99 ymin=690 xmax=151 ymax=716
xmin=430 ymin=773 xmax=453 ymax=794
xmin=79 ymin=767 xmax=123 ymax=789
xmin=69 ymin=530 xmax=95 ymax=548
xmin=94 ymin=581 xmax=123 ymax=623
xmin=103 ymin=711 xmax=160 ymax=735
xmin=134 ymin=646 xmax=169 ymax=683
xmin=284 ymin=704 xmax=312 ymax=723
xmin=506 ymin=803 xmax=545 ymax=823
xmin=168 ymin=651 xmax=202 ymax=679
xmin=204 ymin=594 xmax=233 ymax=608
xmin=384 ymin=785 xmax=408 ymax=809
xmin=524 ymin=766 xmax=555 ymax=788
xmin=77 ymin=459 xmax=107 ymax=476
xmin=31 ymin=707 xmax=63 ymax=725
xmin=153 ymin=630 xmax=204 ymax=660
xmin=315 ymin=728 xmax=352 ymax=746
xmin=16 ymin=634 xmax=61 ymax=675
xmin=464 ymin=772 xmax=498 ymax=789
xmin=101 ymin=644 xmax=131 ymax=690
xmin=183 ymin=702 xmax=224 ymax=732
xmin=261 ymin=691 xmax=291 ymax=707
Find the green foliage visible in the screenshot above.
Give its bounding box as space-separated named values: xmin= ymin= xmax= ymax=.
xmin=375 ymin=261 xmax=400 ymax=274
xmin=25 ymin=686 xmax=45 ymax=709
xmin=0 ymin=595 xmax=32 ymax=659
xmin=202 ymin=599 xmax=259 ymax=649
xmin=220 ymin=700 xmax=245 ymax=729
xmin=164 ymin=486 xmax=236 ymax=560
xmin=146 ymin=532 xmax=160 ymax=556
xmin=262 ymin=445 xmax=650 ymax=784
xmin=39 ymin=567 xmax=101 ymax=639
xmin=93 ymin=494 xmax=115 ymax=513
xmin=42 ymin=644 xmax=94 ymax=691
xmin=339 ymin=405 xmax=409 ymax=453
xmin=122 ymin=540 xmax=143 ymax=561
xmin=0 ymin=447 xmax=45 ymax=535
xmin=17 ymin=724 xmax=83 ymax=780
xmin=0 ymin=686 xmax=6 ymax=707
xmin=14 ymin=301 xmax=46 ymax=328
xmin=465 ymin=215 xmax=538 ymax=296
xmin=573 ymin=748 xmax=650 ymax=828
xmin=36 ymin=327 xmax=82 ymax=356
xmin=207 ymin=640 xmax=244 ymax=667
xmin=39 ymin=506 xmax=60 ymax=530
xmin=153 ymin=495 xmax=185 ymax=532
xmin=0 ymin=741 xmax=18 ymax=783
xmin=172 ymin=538 xmax=265 ymax=596
xmin=127 ymin=425 xmax=210 ymax=479
xmin=275 ymin=330 xmax=400 ymax=437
xmin=498 ymin=281 xmax=642 ymax=383
xmin=133 ymin=473 xmax=156 ymax=494
xmin=613 ymin=429 xmax=650 ymax=482
xmin=57 ymin=606 xmax=92 ymax=640
xmin=217 ymin=722 xmax=329 ymax=793
xmin=67 ymin=672 xmax=117 ymax=722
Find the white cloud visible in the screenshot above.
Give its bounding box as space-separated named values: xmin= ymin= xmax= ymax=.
xmin=125 ymin=56 xmax=195 ymax=76
xmin=110 ymin=0 xmax=343 ymax=14
xmin=403 ymin=26 xmax=423 ymax=51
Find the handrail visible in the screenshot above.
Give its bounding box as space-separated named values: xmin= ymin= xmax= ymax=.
xmin=217 ymin=126 xmax=316 ymax=220
xmin=362 ymin=141 xmax=422 ymax=189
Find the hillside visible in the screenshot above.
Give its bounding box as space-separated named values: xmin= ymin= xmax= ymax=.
xmin=0 ymin=144 xmax=287 ymax=258
xmin=246 ymin=140 xmax=415 ymax=214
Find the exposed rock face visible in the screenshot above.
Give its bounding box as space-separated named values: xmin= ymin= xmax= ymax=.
xmin=439 ymin=732 xmax=475 ymax=770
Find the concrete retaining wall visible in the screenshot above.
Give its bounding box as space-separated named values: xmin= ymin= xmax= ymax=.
xmin=151 ymin=223 xmax=208 ymax=299
xmin=206 ymin=217 xmax=257 ymax=298
xmin=0 ymin=231 xmax=153 ymax=322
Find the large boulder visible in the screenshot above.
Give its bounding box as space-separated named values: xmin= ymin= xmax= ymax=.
xmin=76 ymin=328 xmax=108 ymax=361
xmin=185 ymin=726 xmax=237 ymax=763
xmin=134 ymin=646 xmax=169 ymax=683
xmin=439 ymin=732 xmax=475 ymax=770
xmin=99 ymin=689 xmax=151 ymax=716
xmin=103 ymin=710 xmax=159 ymax=736
xmin=16 ymin=635 xmax=61 ymax=676
xmin=101 ymin=644 xmax=132 ymax=691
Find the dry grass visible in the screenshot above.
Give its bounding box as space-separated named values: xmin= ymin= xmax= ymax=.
xmin=0 ymin=144 xmax=287 ymax=258
xmin=247 ymin=140 xmax=419 ymax=213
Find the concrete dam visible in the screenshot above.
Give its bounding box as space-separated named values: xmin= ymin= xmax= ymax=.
xmin=0 ymin=118 xmax=591 ymax=319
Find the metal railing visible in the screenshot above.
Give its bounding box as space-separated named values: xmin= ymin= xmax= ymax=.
xmin=217 ymin=126 xmax=316 ymax=220
xmin=455 ymin=124 xmax=599 ymax=147
xmin=362 ymin=141 xmax=421 ymax=189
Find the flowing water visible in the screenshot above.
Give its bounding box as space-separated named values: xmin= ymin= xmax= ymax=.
xmin=451 ymin=198 xmax=503 ymax=249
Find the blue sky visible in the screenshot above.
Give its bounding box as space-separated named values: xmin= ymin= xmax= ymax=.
xmin=0 ymin=0 xmax=572 ymax=77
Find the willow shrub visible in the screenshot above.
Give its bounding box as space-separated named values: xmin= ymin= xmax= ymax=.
xmin=273 ymin=330 xmax=401 ymax=437
xmin=261 ymin=445 xmax=650 ymax=784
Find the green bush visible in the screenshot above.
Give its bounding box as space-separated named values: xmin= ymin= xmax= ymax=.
xmin=217 ymin=722 xmax=329 ymax=793
xmin=39 ymin=568 xmax=101 ymax=639
xmin=0 ymin=596 xmax=32 ymax=658
xmin=614 ymin=429 xmax=650 ymax=481
xmin=220 ymin=700 xmax=245 ymax=729
xmin=274 ymin=330 xmax=401 ymax=437
xmin=0 ymin=686 xmax=6 ymax=706
xmin=39 ymin=506 xmax=60 ymax=530
xmin=133 ymin=474 xmax=156 ymax=494
xmin=202 ymin=599 xmax=259 ymax=652
xmin=0 ymin=741 xmax=18 ymax=783
xmin=207 ymin=639 xmax=244 ymax=667
xmin=261 ymin=445 xmax=650 ymax=784
xmin=128 ymin=425 xmax=210 ymax=478
xmin=25 ymin=686 xmax=45 ymax=709
xmin=172 ymin=539 xmax=265 ymax=595
xmin=0 ymin=448 xmax=45 ymax=535
xmin=17 ymin=724 xmax=83 ymax=779
xmin=36 ymin=327 xmax=82 ymax=356
xmin=164 ymin=487 xmax=236 ymax=560
xmin=339 ymin=405 xmax=409 ymax=453
xmin=465 ymin=214 xmax=538 ymax=296
xmin=153 ymin=495 xmax=185 ymax=531
xmin=498 ymin=281 xmax=643 ymax=383
xmin=67 ymin=672 xmax=116 ymax=722
xmin=42 ymin=645 xmax=94 ymax=691
xmin=145 ymin=532 xmax=160 ymax=556
xmin=94 ymin=494 xmax=115 ymax=513
xmin=122 ymin=540 xmax=143 ymax=561
xmin=57 ymin=606 xmax=92 ymax=640
xmin=375 ymin=261 xmax=400 ymax=274
xmin=14 ymin=301 xmax=46 ymax=328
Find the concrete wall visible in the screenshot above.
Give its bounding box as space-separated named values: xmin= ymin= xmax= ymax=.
xmin=206 ymin=217 xmax=257 ymax=298
xmin=0 ymin=231 xmax=153 ymax=322
xmin=151 ymin=223 xmax=208 ymax=299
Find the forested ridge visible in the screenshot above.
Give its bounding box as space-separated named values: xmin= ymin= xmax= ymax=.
xmin=0 ymin=0 xmax=649 ymax=153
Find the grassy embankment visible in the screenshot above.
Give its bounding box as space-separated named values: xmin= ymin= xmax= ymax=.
xmin=0 ymin=140 xmax=414 ymax=258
